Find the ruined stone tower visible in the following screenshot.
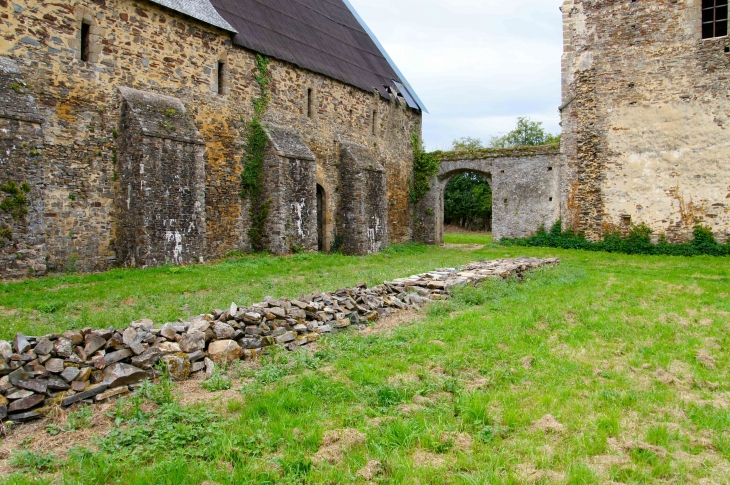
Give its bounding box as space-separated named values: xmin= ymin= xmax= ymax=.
xmin=561 ymin=0 xmax=730 ymax=243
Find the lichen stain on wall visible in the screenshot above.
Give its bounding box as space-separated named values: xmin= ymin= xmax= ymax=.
xmin=604 ymin=103 xmax=730 ymax=242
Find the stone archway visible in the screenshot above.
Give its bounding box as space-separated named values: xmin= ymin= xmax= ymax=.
xmin=415 ymin=149 xmax=561 ymax=245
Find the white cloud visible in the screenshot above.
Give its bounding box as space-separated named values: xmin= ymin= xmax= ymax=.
xmin=348 ymin=0 xmax=565 ymax=150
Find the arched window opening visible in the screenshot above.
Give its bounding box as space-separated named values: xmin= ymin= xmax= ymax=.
xmin=444 ymin=172 xmax=492 ymax=233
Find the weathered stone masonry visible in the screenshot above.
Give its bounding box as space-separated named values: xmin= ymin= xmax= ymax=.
xmin=416 ymin=145 xmax=561 ymax=244
xmin=561 ymin=0 xmax=730 ymax=243
xmin=0 ymin=0 xmax=422 ymax=277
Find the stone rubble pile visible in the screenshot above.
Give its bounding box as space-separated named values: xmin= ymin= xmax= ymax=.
xmin=0 ymin=257 xmax=558 ymax=423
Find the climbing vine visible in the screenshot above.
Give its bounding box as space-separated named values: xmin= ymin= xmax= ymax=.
xmin=0 ymin=181 xmax=31 ymax=242
xmin=240 ymin=54 xmax=271 ymax=252
xmin=409 ymin=131 xmax=440 ymax=204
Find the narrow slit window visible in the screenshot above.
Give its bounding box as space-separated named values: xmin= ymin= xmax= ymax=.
xmin=80 ymin=22 xmax=91 ymax=62
xmin=371 ymin=110 xmax=377 ymax=135
xmin=217 ymin=61 xmax=225 ymax=95
xmin=703 ymin=0 xmax=728 ymax=39
xmin=307 ymin=88 xmax=313 ymax=118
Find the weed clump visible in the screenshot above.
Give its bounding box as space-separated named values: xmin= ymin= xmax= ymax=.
xmin=503 ymin=221 xmax=730 ymax=257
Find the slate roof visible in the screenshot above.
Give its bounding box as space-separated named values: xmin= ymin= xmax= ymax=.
xmin=147 ymin=0 xmax=237 ymax=33
xmin=208 ymin=0 xmax=425 ymax=110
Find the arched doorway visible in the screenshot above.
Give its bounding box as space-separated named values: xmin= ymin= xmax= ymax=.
xmin=316 ymin=184 xmax=325 ymax=251
xmin=443 ymin=171 xmax=492 ymax=233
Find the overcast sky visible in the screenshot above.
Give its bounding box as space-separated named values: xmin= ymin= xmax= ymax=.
xmin=348 ymin=0 xmax=565 ymax=151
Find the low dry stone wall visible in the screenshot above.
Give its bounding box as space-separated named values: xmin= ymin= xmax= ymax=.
xmin=0 ymin=257 xmax=558 ymax=423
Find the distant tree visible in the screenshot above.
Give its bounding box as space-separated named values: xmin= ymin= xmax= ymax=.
xmin=451 ymin=137 xmax=485 ymax=153
xmin=489 ymin=117 xmax=560 ymax=148
xmin=444 ymin=172 xmax=492 ymax=231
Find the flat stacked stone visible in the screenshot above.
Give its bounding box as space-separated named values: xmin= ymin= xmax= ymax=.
xmin=0 ymin=257 xmax=558 ymax=423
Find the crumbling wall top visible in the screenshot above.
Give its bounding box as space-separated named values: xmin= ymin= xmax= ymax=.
xmin=433 ymin=143 xmax=560 ymax=162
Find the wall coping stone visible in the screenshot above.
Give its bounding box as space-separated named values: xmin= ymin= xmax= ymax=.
xmin=340 ymin=139 xmax=385 ymax=173
xmin=118 ymin=86 xmax=205 ymax=145
xmin=264 ymin=123 xmax=316 ymax=161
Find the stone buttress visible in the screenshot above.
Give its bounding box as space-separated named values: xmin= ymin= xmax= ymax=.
xmin=260 ymin=124 xmax=317 ymax=255
xmin=115 ymin=87 xmax=206 ymax=267
xmin=337 ymin=140 xmax=388 ymax=255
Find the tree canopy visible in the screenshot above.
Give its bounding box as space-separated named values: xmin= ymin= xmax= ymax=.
xmin=444 ymin=172 xmax=492 ymax=231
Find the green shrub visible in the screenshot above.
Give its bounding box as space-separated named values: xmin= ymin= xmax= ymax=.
xmin=502 ymin=221 xmax=729 ymax=257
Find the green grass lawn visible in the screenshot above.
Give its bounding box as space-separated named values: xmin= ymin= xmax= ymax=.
xmin=3 ymin=240 xmax=730 ymax=484
xmin=443 ymin=232 xmax=492 ymax=245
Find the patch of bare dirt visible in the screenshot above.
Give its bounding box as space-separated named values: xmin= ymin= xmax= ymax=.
xmin=444 ymin=432 xmax=473 ymax=452
xmin=312 ymin=429 xmax=366 ymax=465
xmin=387 ymin=373 xmax=420 ymax=386
xmin=357 ymin=460 xmax=383 ymax=480
xmin=696 ymin=349 xmax=717 ymax=369
xmin=521 ymin=355 xmax=535 ymax=369
xmin=531 ymin=415 xmax=565 ymax=434
xmin=411 ymin=449 xmax=451 ymax=468
xmin=465 ymin=377 xmax=490 ymax=391
xmin=175 ymin=373 xmax=245 ymax=409
xmin=397 ymin=403 xmax=425 ymax=415
xmin=514 ymin=463 xmax=566 ymax=483
xmin=360 ymin=309 xmax=423 ymax=336
xmin=0 ymin=404 xmax=116 ymax=476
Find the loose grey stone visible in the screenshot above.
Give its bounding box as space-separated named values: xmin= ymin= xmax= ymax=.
xmin=60 ymin=366 xmax=81 ymax=382
xmin=63 ymin=331 xmax=83 ymax=346
xmin=62 ymin=384 xmax=109 ymax=407
xmin=8 ymin=410 xmax=44 ymax=422
xmin=9 ymin=367 xmax=33 ymax=386
xmin=187 ymin=350 xmax=205 ymax=362
xmin=45 ymin=358 xmax=65 ymax=374
xmin=191 ymin=361 xmax=205 ymax=373
xmin=8 ymin=394 xmax=44 ymax=412
xmin=208 ymin=340 xmax=241 ymax=364
xmin=34 ymin=337 xmax=54 ymax=356
xmin=122 ymin=327 xmax=141 ymax=346
xmin=0 ymin=340 xmax=12 ymax=360
xmin=6 ymin=389 xmax=34 ymax=400
xmin=84 ymin=334 xmax=107 ymax=355
xmin=13 ymin=333 xmax=30 ymax=354
xmin=54 ymin=338 xmax=73 ymax=358
xmin=17 ymin=379 xmax=47 ymax=394
xmin=47 ymin=375 xmax=70 ymax=391
xmin=130 ymin=319 xmax=154 ymax=331
xmin=204 ymin=357 xmax=215 ymax=376
xmin=103 ymin=349 xmax=134 ymax=366
xmin=275 ymin=332 xmax=296 ymax=344
xmin=76 ymin=367 xmax=92 ymax=382
xmin=213 ymin=322 xmax=235 ymax=340
xmin=158 ymin=341 xmax=182 ymax=353
xmin=160 ymin=323 xmax=178 ymax=341
xmin=103 ymin=363 xmax=147 ymax=388
xmin=179 ymin=332 xmax=205 ymax=353
xmin=162 ymin=354 xmax=191 ymax=381
xmin=131 ymin=347 xmax=163 ymax=369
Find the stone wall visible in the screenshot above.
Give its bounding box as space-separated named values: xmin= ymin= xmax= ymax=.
xmin=561 ymin=0 xmax=730 ymax=243
xmin=0 ymin=57 xmax=46 ymax=278
xmin=337 ymin=141 xmax=389 ymax=255
xmin=0 ymin=257 xmax=559 ymax=423
xmin=417 ymin=146 xmax=560 ymax=244
xmin=0 ymin=0 xmax=421 ymax=276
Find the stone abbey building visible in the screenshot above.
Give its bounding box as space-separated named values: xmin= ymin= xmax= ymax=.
xmin=0 ymin=0 xmax=425 ymax=277
xmin=561 ymin=0 xmax=730 ymax=243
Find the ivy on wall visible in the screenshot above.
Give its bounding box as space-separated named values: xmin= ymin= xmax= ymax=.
xmin=240 ymin=55 xmax=271 ymax=252
xmin=409 ymin=131 xmax=440 ymax=204
xmin=0 ymin=181 xmax=31 ymax=242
